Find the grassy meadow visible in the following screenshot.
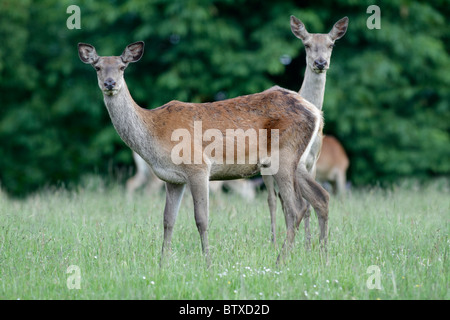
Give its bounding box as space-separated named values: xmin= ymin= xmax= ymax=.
xmin=0 ymin=177 xmax=448 ymax=300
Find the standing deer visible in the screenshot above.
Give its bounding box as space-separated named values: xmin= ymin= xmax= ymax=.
xmin=316 ymin=135 xmax=349 ymax=196
xmin=78 ymin=41 xmax=329 ymax=264
xmin=263 ymin=16 xmax=348 ymax=246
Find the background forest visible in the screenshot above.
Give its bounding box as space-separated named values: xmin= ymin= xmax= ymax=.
xmin=0 ymin=0 xmax=449 ymax=196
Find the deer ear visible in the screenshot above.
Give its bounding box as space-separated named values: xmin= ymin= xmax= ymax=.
xmin=78 ymin=43 xmax=99 ymax=64
xmin=290 ymin=15 xmax=310 ymax=41
xmin=329 ymin=17 xmax=349 ymax=41
xmin=121 ymin=41 xmax=145 ymax=63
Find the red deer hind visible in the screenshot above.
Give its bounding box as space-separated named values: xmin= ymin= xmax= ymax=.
xmin=263 ymin=16 xmax=348 ymax=247
xmin=78 ymin=40 xmax=329 ymax=264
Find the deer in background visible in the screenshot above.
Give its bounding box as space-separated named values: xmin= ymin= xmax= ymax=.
xmin=126 ymin=151 xmax=256 ymax=201
xmin=263 ymin=15 xmax=348 ymax=246
xmin=126 ymin=150 xmax=161 ymax=195
xmin=78 ymin=41 xmax=329 ymax=264
xmin=316 ymin=135 xmax=349 ymax=196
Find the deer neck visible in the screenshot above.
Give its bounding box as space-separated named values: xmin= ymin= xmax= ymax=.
xmin=299 ymin=66 xmax=327 ymax=111
xmin=102 ymin=83 xmax=154 ymax=156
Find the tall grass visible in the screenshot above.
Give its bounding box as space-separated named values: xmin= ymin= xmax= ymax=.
xmin=0 ymin=177 xmax=448 ymax=299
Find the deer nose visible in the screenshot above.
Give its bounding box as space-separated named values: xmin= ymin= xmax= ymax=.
xmin=314 ymin=58 xmax=328 ymax=70
xmin=104 ymin=78 xmax=116 ymax=90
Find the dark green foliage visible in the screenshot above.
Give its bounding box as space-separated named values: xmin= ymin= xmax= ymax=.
xmin=0 ymin=0 xmax=448 ymax=196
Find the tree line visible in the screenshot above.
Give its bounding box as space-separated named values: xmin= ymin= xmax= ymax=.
xmin=0 ymin=0 xmax=448 ymax=196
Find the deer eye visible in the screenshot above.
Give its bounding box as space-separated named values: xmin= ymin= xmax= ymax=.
xmin=304 ymin=44 xmax=311 ymax=49
xmin=120 ymin=66 xmax=126 ymax=71
xmin=94 ymin=66 xmax=101 ymax=71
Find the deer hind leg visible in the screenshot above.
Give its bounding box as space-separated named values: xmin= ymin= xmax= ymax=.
xmin=302 ymin=163 xmax=317 ymax=250
xmin=188 ymin=174 xmax=211 ymax=265
xmin=274 ymin=168 xmax=307 ymax=264
xmin=296 ymin=165 xmax=329 ymax=251
xmin=302 ymin=203 xmax=312 ymax=249
xmin=262 ymin=175 xmax=277 ymax=246
xmin=160 ymin=182 xmax=186 ymax=266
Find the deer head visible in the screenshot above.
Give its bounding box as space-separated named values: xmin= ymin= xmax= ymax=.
xmin=290 ymin=16 xmax=348 ymax=73
xmin=78 ymin=41 xmax=145 ymax=96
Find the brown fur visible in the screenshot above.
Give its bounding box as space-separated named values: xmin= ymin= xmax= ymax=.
xmin=137 ymin=87 xmax=318 ymax=172
xmin=316 ymin=135 xmax=349 ymax=195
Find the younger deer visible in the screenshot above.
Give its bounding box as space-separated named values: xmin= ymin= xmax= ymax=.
xmin=78 ymin=41 xmax=328 ymax=264
xmin=263 ymin=16 xmax=348 ymax=246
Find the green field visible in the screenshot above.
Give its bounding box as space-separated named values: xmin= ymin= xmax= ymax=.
xmin=0 ymin=178 xmax=448 ymax=300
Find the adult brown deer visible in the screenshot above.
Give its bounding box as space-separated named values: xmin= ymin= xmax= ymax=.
xmin=78 ymin=41 xmax=328 ymax=264
xmin=316 ymin=135 xmax=349 ymax=195
xmin=263 ymin=16 xmax=348 ymax=247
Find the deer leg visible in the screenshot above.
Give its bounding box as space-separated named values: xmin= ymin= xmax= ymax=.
xmin=275 ymin=169 xmax=307 ymax=264
xmin=296 ymin=166 xmax=329 ymax=251
xmin=189 ymin=175 xmax=210 ymax=264
xmin=160 ymin=182 xmax=186 ymax=266
xmin=302 ymin=203 xmax=312 ymax=249
xmin=301 ymin=164 xmax=317 ymax=250
xmin=262 ymin=175 xmax=277 ymax=246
